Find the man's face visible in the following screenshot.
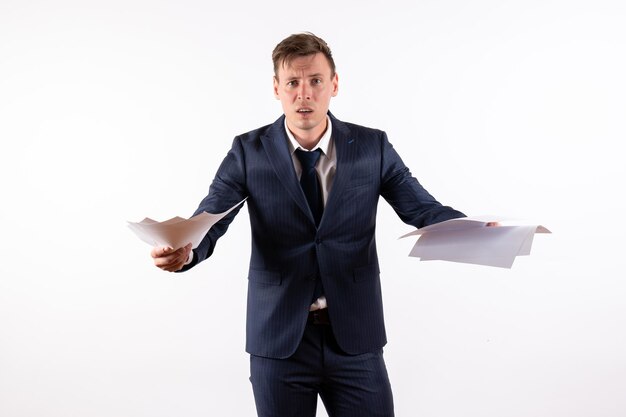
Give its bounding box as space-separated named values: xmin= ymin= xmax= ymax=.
xmin=273 ymin=53 xmax=338 ymax=143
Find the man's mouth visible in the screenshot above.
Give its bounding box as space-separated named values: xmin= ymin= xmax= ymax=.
xmin=297 ymin=108 xmax=313 ymax=114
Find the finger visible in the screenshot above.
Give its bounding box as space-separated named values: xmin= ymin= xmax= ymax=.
xmin=162 ymin=258 xmax=186 ymax=272
xmin=156 ymin=260 xmax=182 ymax=272
xmin=183 ymin=243 xmax=193 ymax=257
xmin=151 ymin=246 xmax=174 ymax=258
xmin=154 ymin=252 xmax=182 ymax=267
xmin=153 ymin=248 xmax=189 ymax=270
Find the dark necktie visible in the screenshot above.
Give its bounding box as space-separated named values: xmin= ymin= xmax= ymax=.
xmin=295 ymin=149 xmax=324 ymax=226
xmin=295 ymin=149 xmax=325 ymax=302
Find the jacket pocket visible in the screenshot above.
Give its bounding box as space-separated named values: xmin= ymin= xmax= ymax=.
xmin=248 ymin=269 xmax=282 ymax=286
xmin=353 ymin=264 xmax=380 ymax=283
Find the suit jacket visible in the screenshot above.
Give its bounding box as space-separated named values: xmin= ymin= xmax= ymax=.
xmin=182 ymin=112 xmax=464 ymax=359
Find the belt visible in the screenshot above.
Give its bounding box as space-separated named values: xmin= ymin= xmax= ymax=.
xmin=307 ymin=308 xmax=331 ymax=325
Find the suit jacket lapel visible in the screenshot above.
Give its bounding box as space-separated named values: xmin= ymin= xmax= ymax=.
xmin=322 ymin=114 xmax=355 ymax=225
xmin=261 ymin=115 xmax=313 ymax=222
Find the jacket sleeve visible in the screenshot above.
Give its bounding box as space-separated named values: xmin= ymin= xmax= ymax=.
xmin=179 ymin=136 xmax=248 ymax=271
xmin=379 ymin=132 xmax=465 ymax=228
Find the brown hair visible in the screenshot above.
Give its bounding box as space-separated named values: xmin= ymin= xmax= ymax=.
xmin=272 ymin=32 xmax=336 ymax=79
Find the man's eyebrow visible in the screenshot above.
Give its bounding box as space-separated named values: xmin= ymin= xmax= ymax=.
xmin=285 ymin=73 xmax=326 ymax=80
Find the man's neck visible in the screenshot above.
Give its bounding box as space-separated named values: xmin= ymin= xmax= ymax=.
xmin=287 ymin=120 xmax=328 ymax=151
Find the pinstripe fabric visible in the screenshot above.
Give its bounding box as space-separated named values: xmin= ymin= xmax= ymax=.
xmin=250 ymin=323 xmax=394 ymax=417
xmin=181 ymin=112 xmax=465 ymax=358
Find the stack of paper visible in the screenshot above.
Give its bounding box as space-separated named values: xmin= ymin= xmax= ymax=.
xmin=128 ymin=199 xmax=246 ymax=250
xmin=400 ymin=216 xmax=550 ymax=268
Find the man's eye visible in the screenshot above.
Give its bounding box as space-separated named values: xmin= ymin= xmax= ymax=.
xmin=287 ymin=81 xmax=298 ymax=87
xmin=312 ymin=79 xmax=322 ymax=85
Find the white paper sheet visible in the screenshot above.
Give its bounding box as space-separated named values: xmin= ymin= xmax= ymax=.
xmin=127 ymin=199 xmax=246 ymax=250
xmin=400 ymin=217 xmax=550 ymax=268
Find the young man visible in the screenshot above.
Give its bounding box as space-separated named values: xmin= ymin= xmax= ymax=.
xmin=151 ymin=32 xmax=465 ymax=417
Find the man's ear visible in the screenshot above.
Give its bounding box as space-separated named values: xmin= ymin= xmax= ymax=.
xmin=331 ymin=73 xmax=339 ymax=97
xmin=273 ymin=76 xmax=280 ymax=99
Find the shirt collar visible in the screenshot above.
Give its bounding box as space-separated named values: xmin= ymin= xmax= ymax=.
xmin=284 ymin=115 xmax=332 ymax=155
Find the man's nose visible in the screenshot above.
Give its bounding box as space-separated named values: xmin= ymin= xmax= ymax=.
xmin=297 ymin=84 xmax=312 ymax=100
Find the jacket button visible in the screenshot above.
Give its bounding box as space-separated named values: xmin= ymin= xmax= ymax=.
xmin=315 ymin=238 xmax=322 ymax=244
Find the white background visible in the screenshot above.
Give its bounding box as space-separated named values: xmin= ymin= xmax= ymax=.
xmin=1 ymin=1 xmax=625 ymax=416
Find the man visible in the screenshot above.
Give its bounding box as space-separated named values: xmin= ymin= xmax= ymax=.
xmin=151 ymin=32 xmax=465 ymax=417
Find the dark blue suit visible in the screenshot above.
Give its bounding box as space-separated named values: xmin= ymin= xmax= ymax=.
xmin=182 ymin=112 xmax=464 ymax=415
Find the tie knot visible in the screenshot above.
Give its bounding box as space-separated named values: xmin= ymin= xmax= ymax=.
xmin=295 ymin=148 xmax=322 ymax=169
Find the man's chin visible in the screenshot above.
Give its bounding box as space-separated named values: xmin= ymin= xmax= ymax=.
xmin=287 ymin=118 xmax=316 ymax=131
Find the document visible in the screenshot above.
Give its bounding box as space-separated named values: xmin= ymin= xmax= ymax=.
xmin=399 ymin=217 xmax=550 ymax=268
xmin=128 ymin=199 xmax=246 ymax=250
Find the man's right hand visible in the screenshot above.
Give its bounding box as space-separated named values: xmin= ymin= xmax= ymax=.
xmin=151 ymin=243 xmax=192 ymax=272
